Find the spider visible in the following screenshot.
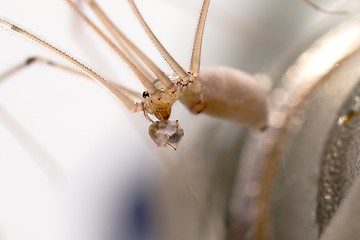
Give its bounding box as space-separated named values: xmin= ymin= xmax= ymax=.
xmin=1 ymin=0 xmax=342 ymax=149
xmin=0 ymin=0 xmax=269 ymax=149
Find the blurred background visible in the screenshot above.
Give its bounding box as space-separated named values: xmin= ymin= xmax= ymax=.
xmin=0 ymin=0 xmax=359 ymax=240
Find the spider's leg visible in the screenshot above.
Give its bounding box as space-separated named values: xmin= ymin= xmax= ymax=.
xmin=128 ymin=0 xmax=189 ymax=82
xmin=86 ymin=0 xmax=175 ymax=89
xmin=190 ymin=0 xmax=210 ymax=77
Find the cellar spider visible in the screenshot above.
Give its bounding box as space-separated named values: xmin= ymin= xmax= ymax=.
xmin=0 ymin=0 xmax=343 ymax=151
xmin=0 ymin=0 xmax=269 ymax=150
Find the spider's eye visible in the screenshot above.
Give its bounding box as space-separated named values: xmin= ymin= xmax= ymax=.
xmin=142 ymin=91 xmax=150 ymax=98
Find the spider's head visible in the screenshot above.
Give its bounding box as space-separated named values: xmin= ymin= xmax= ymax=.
xmin=142 ymin=88 xmax=181 ymax=121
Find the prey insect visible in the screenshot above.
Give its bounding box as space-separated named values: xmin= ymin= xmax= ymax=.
xmin=0 ymin=0 xmax=269 ymax=149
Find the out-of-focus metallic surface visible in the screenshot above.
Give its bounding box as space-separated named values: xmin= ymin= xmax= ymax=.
xmin=319 ymin=174 xmax=360 ymax=240
xmin=316 ymin=69 xmax=360 ymax=234
xmin=229 ymin=13 xmax=360 ymax=240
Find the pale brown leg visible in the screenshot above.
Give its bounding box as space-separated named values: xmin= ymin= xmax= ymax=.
xmin=0 ymin=18 xmax=142 ymax=112
xmin=190 ymin=0 xmax=211 ymax=77
xmin=64 ymin=0 xmax=158 ymax=94
xmin=128 ymin=0 xmax=189 ymax=81
xmin=0 ymin=56 xmax=87 ymax=83
xmin=86 ymin=0 xmax=174 ymax=89
xmin=0 ymin=55 xmax=144 ymax=106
